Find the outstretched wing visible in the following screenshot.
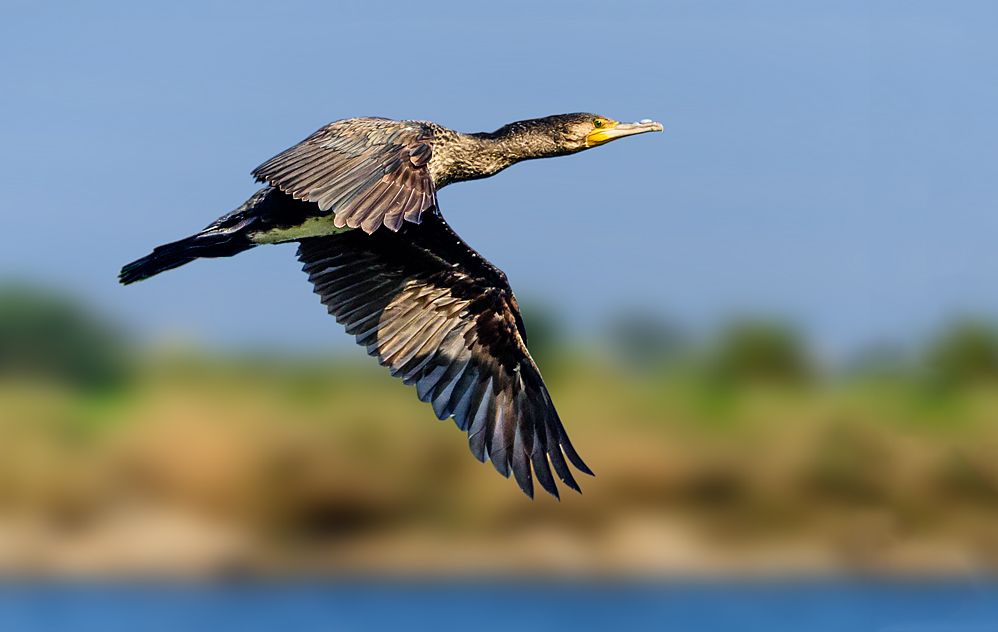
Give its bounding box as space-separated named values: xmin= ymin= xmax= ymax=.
xmin=296 ymin=212 xmax=592 ymax=499
xmin=252 ymin=117 xmax=437 ymax=234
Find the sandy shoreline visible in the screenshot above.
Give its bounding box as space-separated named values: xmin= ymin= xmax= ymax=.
xmin=0 ymin=506 xmax=990 ymax=579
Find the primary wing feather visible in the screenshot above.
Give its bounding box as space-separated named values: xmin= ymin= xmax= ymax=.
xmin=296 ymin=212 xmax=592 ymax=499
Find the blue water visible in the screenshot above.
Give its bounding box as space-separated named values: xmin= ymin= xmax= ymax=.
xmin=0 ymin=579 xmax=996 ymax=632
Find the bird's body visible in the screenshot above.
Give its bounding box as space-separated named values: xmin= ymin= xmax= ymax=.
xmin=120 ymin=113 xmax=662 ymax=499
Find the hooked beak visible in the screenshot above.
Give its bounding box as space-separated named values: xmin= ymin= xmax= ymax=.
xmin=586 ymin=119 xmax=664 ymax=147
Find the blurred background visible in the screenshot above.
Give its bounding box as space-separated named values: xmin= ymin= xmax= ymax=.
xmin=2 ymin=0 xmax=998 ymax=628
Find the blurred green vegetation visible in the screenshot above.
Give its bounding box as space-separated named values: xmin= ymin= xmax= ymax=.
xmin=0 ymin=284 xmax=131 ymax=391
xmin=2 ymin=286 xmax=998 ymax=576
xmin=926 ymin=319 xmax=998 ymax=388
xmin=705 ymin=319 xmax=814 ymax=386
xmin=515 ymin=301 xmax=563 ymax=371
xmin=604 ymin=311 xmax=688 ymax=371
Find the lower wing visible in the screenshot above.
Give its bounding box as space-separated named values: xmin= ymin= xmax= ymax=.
xmin=296 ymin=211 xmax=592 ymax=499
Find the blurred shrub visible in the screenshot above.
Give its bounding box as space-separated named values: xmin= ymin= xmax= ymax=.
xmin=604 ymin=310 xmax=687 ymax=371
xmin=707 ymin=319 xmax=814 ymax=386
xmin=804 ymin=420 xmax=889 ymax=505
xmin=516 ymin=300 xmax=563 ymax=369
xmin=925 ymin=319 xmax=998 ymax=387
xmin=0 ymin=283 xmax=130 ymax=390
xmin=844 ymin=342 xmax=911 ymax=381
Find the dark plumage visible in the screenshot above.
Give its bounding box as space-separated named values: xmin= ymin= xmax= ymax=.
xmin=120 ymin=113 xmax=662 ymax=499
xmin=252 ymin=118 xmax=437 ymax=233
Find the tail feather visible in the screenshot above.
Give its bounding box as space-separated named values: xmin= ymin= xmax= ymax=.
xmin=119 ymin=238 xmax=200 ymax=285
xmin=119 ymin=186 xmax=321 ymax=285
xmin=119 ymin=227 xmax=255 ymax=285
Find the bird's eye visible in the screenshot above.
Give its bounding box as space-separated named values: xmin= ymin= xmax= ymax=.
xmin=593 ymin=119 xmax=604 ymax=128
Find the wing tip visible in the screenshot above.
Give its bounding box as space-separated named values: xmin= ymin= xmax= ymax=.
xmin=561 ymin=439 xmax=595 ymax=477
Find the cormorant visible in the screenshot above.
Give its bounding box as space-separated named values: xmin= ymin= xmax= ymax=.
xmin=120 ymin=113 xmax=663 ymax=499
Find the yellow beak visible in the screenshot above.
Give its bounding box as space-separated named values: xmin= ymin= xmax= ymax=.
xmin=586 ymin=120 xmax=664 ymax=147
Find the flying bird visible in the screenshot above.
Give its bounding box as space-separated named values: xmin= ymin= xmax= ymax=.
xmin=120 ymin=113 xmax=663 ymax=499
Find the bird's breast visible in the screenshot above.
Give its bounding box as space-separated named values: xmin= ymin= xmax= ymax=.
xmin=249 ymin=215 xmax=352 ymax=244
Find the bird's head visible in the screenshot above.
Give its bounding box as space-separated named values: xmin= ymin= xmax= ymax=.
xmin=488 ymin=113 xmax=663 ymax=156
xmin=548 ymin=113 xmax=664 ymax=152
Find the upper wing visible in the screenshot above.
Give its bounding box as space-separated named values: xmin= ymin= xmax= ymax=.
xmin=296 ymin=212 xmax=592 ymax=499
xmin=252 ymin=118 xmax=437 ymax=234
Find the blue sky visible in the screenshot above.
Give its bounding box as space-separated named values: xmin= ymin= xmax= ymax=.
xmin=2 ymin=0 xmax=997 ymax=355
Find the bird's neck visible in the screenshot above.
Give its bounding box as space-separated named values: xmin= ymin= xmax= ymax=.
xmin=430 ymin=126 xmax=574 ymax=189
